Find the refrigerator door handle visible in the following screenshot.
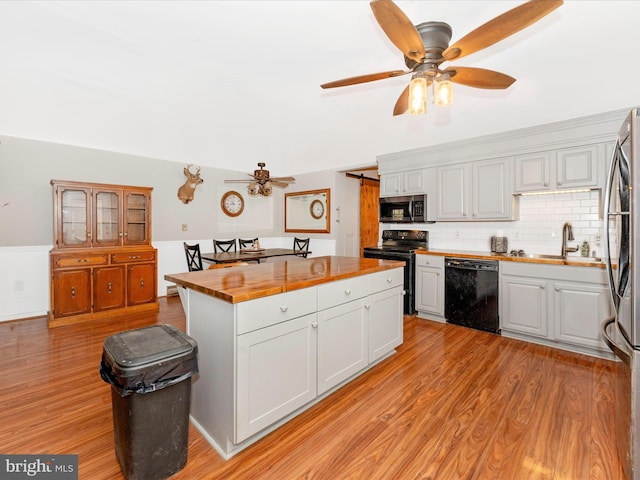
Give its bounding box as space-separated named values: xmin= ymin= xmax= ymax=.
xmin=604 ymin=140 xmax=621 ymax=312
xmin=601 ymin=316 xmax=631 ymax=367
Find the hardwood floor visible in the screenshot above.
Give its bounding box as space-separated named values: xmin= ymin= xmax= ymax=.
xmin=0 ymin=297 xmax=624 ymax=479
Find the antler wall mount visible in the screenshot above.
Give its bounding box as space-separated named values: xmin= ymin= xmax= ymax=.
xmin=321 ymin=0 xmax=563 ymax=116
xmin=224 ymin=162 xmax=295 ymax=197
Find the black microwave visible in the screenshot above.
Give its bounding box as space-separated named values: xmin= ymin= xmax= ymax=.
xmin=379 ymin=195 xmax=429 ymax=223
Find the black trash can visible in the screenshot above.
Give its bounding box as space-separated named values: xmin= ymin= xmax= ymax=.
xmin=100 ymin=324 xmax=198 ymax=480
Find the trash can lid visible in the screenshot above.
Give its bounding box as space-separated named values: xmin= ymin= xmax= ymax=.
xmin=103 ymin=324 xmax=197 ymax=369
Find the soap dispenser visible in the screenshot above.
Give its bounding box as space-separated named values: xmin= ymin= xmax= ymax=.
xmin=581 ymin=241 xmax=590 ymax=257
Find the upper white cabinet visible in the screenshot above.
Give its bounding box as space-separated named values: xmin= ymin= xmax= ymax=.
xmin=436 ymin=158 xmax=514 ymax=221
xmin=514 ymin=145 xmax=600 ymax=193
xmin=380 ymin=169 xmax=426 ymax=196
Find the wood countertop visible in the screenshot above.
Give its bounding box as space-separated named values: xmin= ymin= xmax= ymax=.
xmin=415 ymin=249 xmax=606 ymax=268
xmin=165 ymin=256 xmax=405 ymax=303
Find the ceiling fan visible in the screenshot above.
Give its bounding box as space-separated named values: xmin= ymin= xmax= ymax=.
xmin=321 ymin=0 xmax=563 ymax=116
xmin=224 ymin=162 xmax=295 ymax=196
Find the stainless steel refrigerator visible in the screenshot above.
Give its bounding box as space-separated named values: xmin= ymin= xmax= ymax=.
xmin=602 ymin=107 xmax=640 ymax=480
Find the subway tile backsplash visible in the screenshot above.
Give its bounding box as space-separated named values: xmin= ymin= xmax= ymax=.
xmin=407 ymin=190 xmax=609 ymax=257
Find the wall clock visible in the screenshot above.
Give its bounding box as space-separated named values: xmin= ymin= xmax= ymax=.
xmin=221 ymin=191 xmax=245 ymax=217
xmin=310 ymin=199 xmax=325 ymax=219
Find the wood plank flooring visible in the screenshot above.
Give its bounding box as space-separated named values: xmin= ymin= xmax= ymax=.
xmin=0 ymin=297 xmax=624 ymax=479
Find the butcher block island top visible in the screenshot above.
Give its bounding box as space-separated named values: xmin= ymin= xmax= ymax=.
xmin=164 ymin=255 xmax=405 ymax=303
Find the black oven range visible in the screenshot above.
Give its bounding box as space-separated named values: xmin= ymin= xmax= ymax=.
xmin=363 ymin=230 xmax=429 ymax=315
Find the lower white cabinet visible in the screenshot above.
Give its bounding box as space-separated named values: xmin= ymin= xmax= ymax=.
xmin=415 ymin=254 xmax=445 ymax=318
xmin=237 ymin=313 xmax=317 ymax=441
xmin=500 ymin=262 xmax=613 ymax=355
xmin=317 ymin=298 xmax=368 ymax=395
xmin=187 ymin=266 xmax=404 ymax=459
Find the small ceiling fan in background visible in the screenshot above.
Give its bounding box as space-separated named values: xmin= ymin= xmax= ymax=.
xmin=321 ymin=0 xmax=563 ymax=116
xmin=225 ymin=162 xmax=295 ymax=196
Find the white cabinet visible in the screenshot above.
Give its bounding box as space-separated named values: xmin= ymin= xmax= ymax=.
xmin=317 ymin=299 xmax=368 ymax=395
xmin=436 ymin=158 xmax=514 ymax=221
xmin=500 ymin=275 xmax=548 ymax=337
xmin=415 ymin=254 xmax=445 ymax=318
xmin=368 ymin=285 xmax=404 ymax=362
xmin=514 ymin=145 xmax=600 ymax=193
xmin=553 ymin=282 xmax=611 ymax=349
xmin=236 ymin=313 xmax=317 ymax=441
xmin=380 ymin=169 xmax=426 ymax=196
xmin=500 ymin=262 xmax=613 ymax=356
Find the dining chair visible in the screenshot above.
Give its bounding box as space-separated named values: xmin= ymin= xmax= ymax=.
xmin=183 ymin=242 xmax=203 ymax=271
xmin=293 ymin=237 xmax=310 ymax=258
xmin=213 ymin=239 xmax=237 ymax=253
xmin=238 ymin=238 xmax=258 ymax=249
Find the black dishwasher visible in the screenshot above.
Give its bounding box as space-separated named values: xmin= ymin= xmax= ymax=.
xmin=444 ymin=258 xmax=500 ymax=334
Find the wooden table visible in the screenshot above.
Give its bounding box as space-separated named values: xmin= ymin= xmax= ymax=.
xmin=201 ymin=248 xmax=310 ymax=264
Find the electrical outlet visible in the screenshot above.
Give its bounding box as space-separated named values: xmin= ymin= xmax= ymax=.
xmin=455 ymin=231 xmax=460 ymax=238
xmin=594 ymin=234 xmax=601 ymax=245
xmin=182 ymin=224 xmax=188 ymax=232
xmin=515 ymin=231 xmax=520 ymax=240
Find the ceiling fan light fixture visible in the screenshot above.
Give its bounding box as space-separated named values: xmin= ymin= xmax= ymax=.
xmin=408 ymin=75 xmax=428 ymax=115
xmin=247 ymin=181 xmax=259 ymax=196
xmin=435 ymin=75 xmax=454 ymax=106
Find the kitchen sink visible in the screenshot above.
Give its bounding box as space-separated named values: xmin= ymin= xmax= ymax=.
xmin=524 ymin=253 xmax=603 ymax=263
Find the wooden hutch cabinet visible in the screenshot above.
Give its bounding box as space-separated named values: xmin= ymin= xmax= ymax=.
xmin=49 ymin=180 xmax=158 ymax=327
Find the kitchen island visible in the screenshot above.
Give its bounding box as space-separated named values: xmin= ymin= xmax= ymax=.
xmin=165 ymin=256 xmax=405 ymax=459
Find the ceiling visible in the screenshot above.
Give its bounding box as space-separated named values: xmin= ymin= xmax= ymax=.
xmin=1 ymin=1 xmax=638 ymax=178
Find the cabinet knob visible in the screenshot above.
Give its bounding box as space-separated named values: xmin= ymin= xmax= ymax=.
xmin=107 ymin=282 xmax=112 ymax=294
xmin=386 ymin=277 xmax=393 ymax=283
xmin=365 ymin=303 xmax=371 ymax=309
xmin=311 ymin=321 xmax=318 ymax=328
xmin=139 ymin=279 xmax=144 ymax=288
xmin=119 ymin=232 xmax=123 ymax=237
xmin=544 ymin=183 xmax=549 ymax=187
xmin=401 ymin=290 xmax=406 ymax=296
xmin=280 ymin=305 xmax=288 ymax=312
xmin=344 ymin=288 xmax=351 ymax=295
xmin=540 ymin=285 xmax=546 ymax=289
xmin=71 ymin=287 xmax=76 ymax=298
xmin=557 ymin=181 xmax=562 ymax=186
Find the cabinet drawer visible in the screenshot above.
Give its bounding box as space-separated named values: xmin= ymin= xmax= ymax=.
xmin=416 ymin=254 xmax=444 ymax=269
xmin=318 ymin=276 xmax=370 ymax=310
xmin=237 ymin=287 xmax=317 ymax=335
xmin=112 ymin=250 xmax=156 ymax=264
xmin=368 ymin=268 xmax=404 ymax=294
xmin=54 ymin=254 xmax=109 ymax=268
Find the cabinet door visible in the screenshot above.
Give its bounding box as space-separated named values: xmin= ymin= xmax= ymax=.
xmin=123 ymin=189 xmax=151 ymax=245
xmin=553 ymin=282 xmax=612 ymax=349
xmin=556 ymin=145 xmax=598 ymax=189
xmin=93 ymin=187 xmax=122 ymax=247
xmin=52 ymin=269 xmax=92 ymax=317
xmin=416 ymin=266 xmax=444 ymax=316
xmin=236 ymin=313 xmax=317 ymax=442
xmin=473 ymin=158 xmax=512 ymax=219
xmin=403 ymin=169 xmax=425 ymax=193
xmin=368 ymin=286 xmax=403 ymax=363
xmin=380 ymin=173 xmax=401 ymax=196
xmin=317 ymin=298 xmax=368 ymax=395
xmin=55 ymin=185 xmax=92 ymax=249
xmin=514 ymin=152 xmax=551 ymax=193
xmin=500 ymin=276 xmax=548 ymax=337
xmin=93 ymin=266 xmax=126 ymax=312
xmin=127 ymin=263 xmax=156 ymax=306
xmin=437 ymin=164 xmax=468 ymax=219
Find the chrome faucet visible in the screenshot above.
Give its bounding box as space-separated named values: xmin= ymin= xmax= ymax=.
xmin=561 ymin=222 xmax=579 ymax=257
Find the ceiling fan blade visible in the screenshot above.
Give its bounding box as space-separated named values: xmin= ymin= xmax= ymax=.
xmin=270 ymin=176 xmax=295 ymax=182
xmin=321 ymin=70 xmax=410 ymax=89
xmin=224 ymin=179 xmax=250 ymax=183
xmin=370 ymin=0 xmax=425 ymax=63
xmin=442 ymin=0 xmax=563 ymax=61
xmin=393 ymin=85 xmax=410 ymax=116
xmin=270 ymin=181 xmax=291 ymax=188
xmin=445 ymin=67 xmax=515 ymax=89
